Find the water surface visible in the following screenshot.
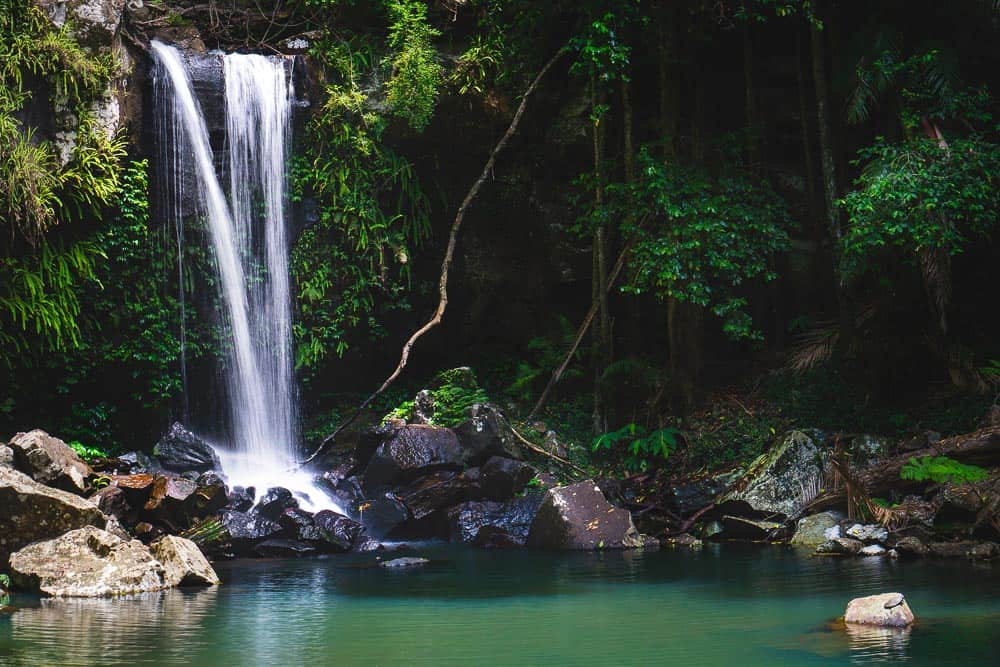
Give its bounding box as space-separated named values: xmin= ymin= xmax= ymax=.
xmin=1 ymin=544 xmax=997 ymax=666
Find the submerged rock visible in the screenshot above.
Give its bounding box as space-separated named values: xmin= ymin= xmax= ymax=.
xmin=527 ymin=481 xmax=645 ymax=550
xmin=363 ymin=425 xmax=463 ymax=490
xmin=844 ymin=593 xmax=915 ymax=628
xmin=151 ymin=535 xmax=220 ymax=587
xmin=718 ymin=430 xmax=827 ymax=520
xmin=380 ymin=556 xmax=429 ymax=569
xmin=9 ymin=526 xmax=166 ymax=597
xmin=0 ymin=466 xmax=108 ymax=566
xmin=790 ymin=511 xmax=845 ymax=546
xmin=153 ymin=423 xmax=221 ymax=474
xmin=8 ymin=429 xmax=92 ymax=493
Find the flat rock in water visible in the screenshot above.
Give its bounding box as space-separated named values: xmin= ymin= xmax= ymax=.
xmin=8 ymin=429 xmax=92 ymax=493
xmin=790 ymin=511 xmax=845 ymax=546
xmin=844 ymin=592 xmax=915 ymax=627
xmin=0 ymin=466 xmax=108 ymax=567
xmin=253 ymin=539 xmax=317 ymax=558
xmin=527 ymin=480 xmax=645 ymax=550
xmin=9 ymin=526 xmax=166 ymax=597
xmin=859 ymin=544 xmax=887 ymax=556
xmin=151 ymin=535 xmax=219 ymax=587
xmin=846 ymin=523 xmax=889 ymax=544
xmin=816 ymin=537 xmax=864 ymax=556
xmin=380 ymin=557 xmax=429 ymax=568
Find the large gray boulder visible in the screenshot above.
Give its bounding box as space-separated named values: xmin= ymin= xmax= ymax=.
xmin=718 ymin=430 xmax=827 ymax=520
xmin=363 ymin=425 xmax=463 ymax=489
xmin=0 ymin=466 xmax=108 ymax=566
xmin=527 ymin=480 xmax=646 ymax=550
xmin=790 ymin=511 xmax=844 ymax=546
xmin=9 ymin=526 xmax=167 ymax=597
xmin=150 ymin=535 xmax=219 ymax=587
xmin=844 ymin=593 xmax=915 ymax=628
xmin=153 ymin=423 xmax=221 ymax=474
xmin=8 ymin=429 xmax=93 ymax=493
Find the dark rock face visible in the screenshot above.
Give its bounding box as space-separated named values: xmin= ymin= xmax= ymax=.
xmin=449 ymin=495 xmax=544 ymax=547
xmin=893 ymin=536 xmax=928 ymax=558
xmin=218 ymin=510 xmax=283 ymax=554
xmin=480 ymin=457 xmax=535 ymax=500
xmin=226 ymin=486 xmax=256 ymax=512
xmin=816 ymin=537 xmax=864 ymax=555
xmin=255 ymin=487 xmax=299 ymax=520
xmin=363 ymin=425 xmax=463 ymax=490
xmin=453 ymin=403 xmax=523 ymax=464
xmin=8 ymin=429 xmax=93 ymax=493
xmin=278 ymin=508 xmax=320 ymax=542
xmin=0 ymin=467 xmax=108 ymax=566
xmin=192 ymin=471 xmax=229 ymax=516
xmin=527 ymin=481 xmax=644 ymax=550
xmin=317 ymin=469 xmax=364 ymax=510
xmin=153 ymin=423 xmax=221 ymax=474
xmin=668 ymin=470 xmax=742 ymax=515
xmin=721 ymin=515 xmax=784 ymax=540
xmin=312 ymin=510 xmax=364 ymax=552
xmin=254 ymin=539 xmax=317 ymax=558
xmin=397 ymin=471 xmax=474 ymax=521
xmin=353 ymin=493 xmax=409 ymax=538
xmin=90 ymin=485 xmax=131 ymax=521
xmin=927 ymin=540 xmax=999 ymax=559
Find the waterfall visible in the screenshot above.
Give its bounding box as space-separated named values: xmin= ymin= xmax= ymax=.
xmin=151 ymin=41 xmax=334 ymax=511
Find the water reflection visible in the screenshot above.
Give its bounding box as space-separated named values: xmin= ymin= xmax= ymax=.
xmin=845 ymin=623 xmax=912 ymax=664
xmin=2 ymin=587 xmax=219 ymax=667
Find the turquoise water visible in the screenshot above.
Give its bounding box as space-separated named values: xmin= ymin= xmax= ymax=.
xmin=1 ymin=544 xmax=997 ymax=666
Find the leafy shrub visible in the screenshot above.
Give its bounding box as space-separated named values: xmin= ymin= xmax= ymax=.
xmin=592 ymin=423 xmax=681 ymax=472
xmin=900 ymin=455 xmax=988 ymax=484
xmin=68 ymin=440 xmax=108 ymax=462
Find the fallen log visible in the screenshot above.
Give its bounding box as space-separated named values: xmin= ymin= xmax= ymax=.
xmin=806 ymin=425 xmax=1000 ymax=513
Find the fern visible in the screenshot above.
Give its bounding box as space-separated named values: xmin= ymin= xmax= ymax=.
xmin=900 ymin=455 xmax=988 ymax=484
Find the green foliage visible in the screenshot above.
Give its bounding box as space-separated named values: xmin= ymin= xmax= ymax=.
xmin=68 ymin=440 xmax=108 ymax=462
xmin=292 ymin=35 xmax=431 ymax=376
xmin=505 ymin=315 xmax=582 ymax=404
xmin=0 ymin=573 xmax=10 ymax=590
xmin=900 ymin=455 xmax=989 ymax=484
xmin=591 ymin=423 xmax=680 ymax=472
xmin=387 ymin=369 xmax=489 ymax=427
xmin=615 ymin=148 xmax=791 ymax=340
xmin=384 ymin=0 xmax=442 ymax=130
xmin=840 ymin=134 xmax=1000 ymax=277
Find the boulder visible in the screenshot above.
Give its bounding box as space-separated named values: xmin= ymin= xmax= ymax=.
xmin=480 ymin=457 xmax=535 ymax=499
xmin=859 ymin=544 xmax=887 ymax=556
xmin=844 ymin=593 xmax=915 ymax=628
xmin=192 ymin=471 xmax=228 ymax=516
xmin=453 ymin=403 xmax=523 ymax=464
xmin=153 ymin=423 xmax=221 ymax=474
xmin=90 ymin=485 xmax=131 ymax=521
xmin=117 ymin=450 xmax=158 ymax=473
xmin=668 ymin=469 xmax=742 ymax=515
xmin=354 ymin=494 xmax=410 ymax=538
xmin=0 ymin=444 xmax=14 ymax=468
xmin=254 ymin=487 xmax=298 ymax=521
xmin=313 ymin=510 xmax=364 ymax=552
xmin=933 ymin=470 xmax=1000 ymax=528
xmin=721 ymin=515 xmax=784 ymax=540
xmin=8 ymin=429 xmax=93 ymax=493
xmin=718 ymin=430 xmax=827 ymax=520
xmin=253 ymin=539 xmax=317 ymax=558
xmin=150 ymin=535 xmax=219 ymax=587
xmin=663 ymin=534 xmax=703 ymax=549
xmin=892 ymin=536 xmax=928 ymax=558
xmin=144 ymin=475 xmax=198 ymax=513
xmin=278 ymin=507 xmax=321 ymax=542
xmin=217 ymin=510 xmax=282 ymax=554
xmin=9 ymin=526 xmax=166 ymax=597
xmin=928 ymin=540 xmax=999 ymax=560
xmin=790 ymin=511 xmax=845 ymax=546
xmin=970 ymin=541 xmax=999 ymax=560
xmin=527 ymin=481 xmax=645 ymax=550
xmin=363 ymin=425 xmax=463 ymax=490
xmin=397 ymin=471 xmax=474 ymax=521
xmin=0 ymin=466 xmax=108 ymax=566
xmin=317 ymin=462 xmax=364 ymax=508
xmin=109 ymin=473 xmax=157 ymax=507
xmin=816 ymin=537 xmax=864 ymax=556
xmin=226 ymin=486 xmax=256 ymax=512
xmin=449 ymin=495 xmax=543 ymax=547
xmin=845 ymin=523 xmax=889 ymax=544
xmin=380 ymin=556 xmax=429 ymax=568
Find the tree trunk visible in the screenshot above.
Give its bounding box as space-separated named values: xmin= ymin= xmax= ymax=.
xmin=809 ymin=9 xmax=841 ymax=243
xmin=590 ymin=73 xmax=611 ymax=434
xmin=743 ymin=25 xmax=761 ymax=173
xmin=658 ymin=6 xmax=679 ymax=158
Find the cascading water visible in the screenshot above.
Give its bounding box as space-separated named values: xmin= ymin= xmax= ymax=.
xmin=151 ymin=41 xmax=336 ymax=512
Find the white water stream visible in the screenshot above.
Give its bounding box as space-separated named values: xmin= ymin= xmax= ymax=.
xmin=151 ymin=41 xmax=336 ymax=512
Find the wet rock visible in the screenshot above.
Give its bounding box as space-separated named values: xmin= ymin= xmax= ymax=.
xmin=153 ymin=423 xmax=221 ymax=474
xmin=363 ymin=425 xmax=463 ymax=490
xmin=192 ymin=471 xmax=228 ymax=516
xmin=816 ymin=537 xmax=864 ymax=556
xmin=933 ymin=470 xmax=1000 ymax=529
xmin=845 ymin=523 xmax=889 ymax=544
xmin=278 ymin=507 xmax=320 ymax=542
xmin=254 ymin=487 xmax=298 ymax=520
xmin=527 ymin=481 xmax=645 ymax=550
xmin=969 ymin=541 xmax=999 ymax=560
xmin=380 ymin=556 xmax=429 ymax=568
xmin=449 ymin=495 xmax=543 ymax=546
xmin=150 ymin=535 xmax=219 ymax=587
xmin=313 ymin=510 xmax=364 ymax=552
xmin=109 ymin=473 xmax=157 ymax=507
xmin=844 ymin=593 xmax=915 ymax=628
xmin=354 ymin=493 xmax=409 ymax=538
xmin=702 ymin=521 xmax=724 ymax=540
xmin=8 ymin=429 xmax=93 ymax=493
xmin=90 ymin=485 xmax=131 ymax=521
xmin=860 ymin=544 xmax=887 ymax=556
xmin=717 ymin=430 xmax=827 ymax=520
xmin=790 ymin=511 xmax=845 ymax=546
xmin=317 ymin=461 xmax=364 ymax=508
xmin=117 ymin=451 xmax=158 ymax=474
xmin=892 ymin=536 xmax=928 ymax=558
xmin=669 ymin=470 xmax=743 ymax=516
xmin=0 ymin=444 xmax=14 ymax=468
xmin=480 ymin=457 xmax=535 ymax=499
xmin=253 ymin=539 xmax=317 ymax=558
xmin=927 ymin=541 xmax=976 ymax=559
xmin=0 ymin=466 xmax=108 ymax=566
xmin=721 ymin=515 xmax=784 ymax=541
xmin=218 ymin=510 xmax=282 ymax=553
xmin=453 ymin=403 xmax=523 ymax=464
xmin=663 ymin=534 xmax=703 ymax=549
xmin=397 ymin=471 xmax=474 ymax=521
xmin=9 ymin=526 xmax=166 ymax=597
xmin=226 ymin=486 xmax=255 ymax=512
